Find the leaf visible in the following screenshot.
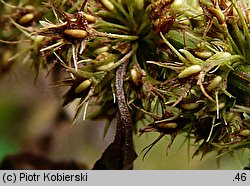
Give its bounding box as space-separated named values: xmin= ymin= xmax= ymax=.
xmin=92 ymin=117 xmax=137 ymax=169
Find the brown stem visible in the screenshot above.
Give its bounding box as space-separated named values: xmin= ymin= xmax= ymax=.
xmin=114 ymin=60 xmax=137 ymax=169
xmin=93 ymin=49 xmax=137 ymax=170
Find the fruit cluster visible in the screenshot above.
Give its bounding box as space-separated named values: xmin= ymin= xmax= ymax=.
xmin=1 ymin=0 xmax=249 ymax=162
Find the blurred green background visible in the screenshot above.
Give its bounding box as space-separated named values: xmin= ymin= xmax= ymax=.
xmin=0 ymin=64 xmax=249 ymax=169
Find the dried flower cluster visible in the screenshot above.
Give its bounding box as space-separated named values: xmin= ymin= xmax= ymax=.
xmin=1 ymin=0 xmax=250 ymax=169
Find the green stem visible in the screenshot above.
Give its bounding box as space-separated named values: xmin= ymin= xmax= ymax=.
xmin=106 ymin=43 xmax=138 ymax=71
xmin=160 ymin=32 xmax=187 ymax=64
xmin=92 ymin=30 xmax=138 ymax=40
xmin=109 ymin=0 xmax=130 ymax=21
xmin=136 ymin=18 xmax=150 ymax=35
xmin=96 ymin=10 xmax=128 ymax=26
xmin=229 ymin=18 xmax=246 ymax=56
xmin=230 ymin=0 xmax=250 ymax=62
xmin=234 ymin=105 xmax=250 ymax=114
xmin=222 ymin=25 xmax=242 ymax=55
xmin=96 ymin=20 xmax=130 ymax=32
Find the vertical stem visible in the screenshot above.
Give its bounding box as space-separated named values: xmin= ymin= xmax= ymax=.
xmin=93 ymin=47 xmax=138 ymax=170
xmin=114 ymin=55 xmax=137 ymax=169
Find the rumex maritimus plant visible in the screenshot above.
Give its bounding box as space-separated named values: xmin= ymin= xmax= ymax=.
xmin=0 ymin=0 xmax=250 ymax=169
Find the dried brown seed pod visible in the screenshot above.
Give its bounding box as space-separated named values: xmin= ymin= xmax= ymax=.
xmin=18 ymin=13 xmax=35 ymax=25
xmin=63 ymin=29 xmax=88 ymax=39
xmin=100 ymin=0 xmax=115 ymax=11
xmin=180 ymin=102 xmax=200 ymax=110
xmin=75 ymin=79 xmax=92 ymax=94
xmin=207 ymin=76 xmax=222 ymax=92
xmin=239 ymin=129 xmax=250 ymax=137
xmin=178 ymin=65 xmax=202 ymax=78
xmin=157 ymin=122 xmax=178 ymax=129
